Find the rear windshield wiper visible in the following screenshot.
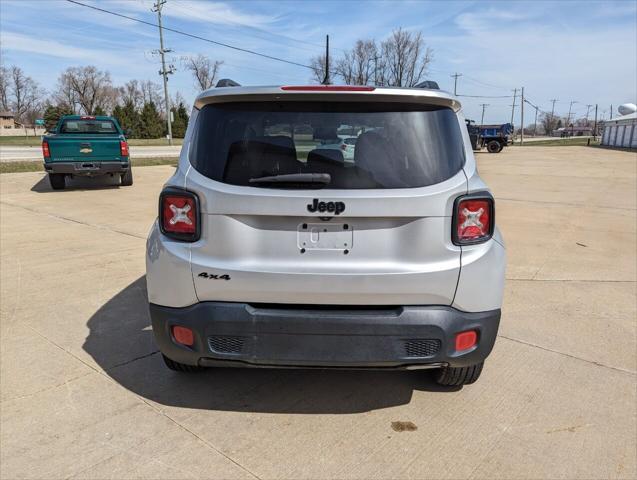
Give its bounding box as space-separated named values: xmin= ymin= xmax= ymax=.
xmin=249 ymin=173 xmax=331 ymax=187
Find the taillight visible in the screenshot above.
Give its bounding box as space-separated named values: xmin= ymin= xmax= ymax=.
xmin=452 ymin=192 xmax=494 ymax=245
xmin=42 ymin=140 xmax=50 ymax=158
xmin=159 ymin=188 xmax=200 ymax=242
xmin=281 ymin=85 xmax=375 ymax=91
xmin=120 ymin=140 xmax=129 ymax=157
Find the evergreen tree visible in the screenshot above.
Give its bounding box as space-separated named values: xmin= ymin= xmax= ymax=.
xmin=43 ymin=104 xmax=73 ymax=132
xmin=93 ymin=105 xmax=106 ymax=116
xmin=113 ymin=100 xmax=141 ymax=138
xmin=139 ymin=101 xmax=163 ymax=138
xmin=170 ymin=102 xmax=189 ymax=138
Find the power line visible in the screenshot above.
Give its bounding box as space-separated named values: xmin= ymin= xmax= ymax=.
xmin=66 ymin=0 xmax=320 ymax=72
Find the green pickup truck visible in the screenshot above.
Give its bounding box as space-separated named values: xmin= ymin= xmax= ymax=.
xmin=42 ymin=115 xmax=132 ymax=190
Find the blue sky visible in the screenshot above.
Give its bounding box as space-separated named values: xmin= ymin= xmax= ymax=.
xmin=1 ymin=0 xmax=635 ymax=124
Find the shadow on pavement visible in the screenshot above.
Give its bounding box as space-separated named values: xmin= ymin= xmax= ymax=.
xmin=84 ymin=276 xmax=459 ymax=414
xmin=31 ymin=173 xmax=122 ymax=193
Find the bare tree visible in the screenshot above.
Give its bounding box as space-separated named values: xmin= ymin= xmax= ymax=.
xmin=119 ymin=80 xmax=143 ymax=109
xmin=335 ymin=40 xmax=379 ymax=85
xmin=5 ymin=66 xmax=45 ymax=123
xmin=381 ymin=28 xmax=433 ymax=87
xmin=55 ymin=66 xmax=113 ymax=115
xmin=0 ymin=66 xmax=10 ymax=111
xmin=140 ymin=80 xmax=163 ymax=110
xmin=309 ymin=54 xmax=327 ymax=84
xmin=540 ymin=113 xmax=560 ymax=136
xmin=184 ymin=54 xmax=223 ymax=91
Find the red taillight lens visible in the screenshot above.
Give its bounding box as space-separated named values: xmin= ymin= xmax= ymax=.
xmin=42 ymin=141 xmax=50 ymax=158
xmin=453 ymin=194 xmax=494 ymax=245
xmin=455 ymin=330 xmax=477 ymax=351
xmin=120 ymin=140 xmax=129 ymax=157
xmin=159 ymin=189 xmax=200 ymax=242
xmin=172 ymin=325 xmax=194 ymax=346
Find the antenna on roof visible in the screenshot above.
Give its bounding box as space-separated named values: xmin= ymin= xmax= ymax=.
xmin=216 ymin=79 xmax=241 ymax=88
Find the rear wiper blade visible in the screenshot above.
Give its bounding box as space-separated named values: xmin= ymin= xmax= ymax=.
xmin=249 ymin=173 xmax=331 ymax=186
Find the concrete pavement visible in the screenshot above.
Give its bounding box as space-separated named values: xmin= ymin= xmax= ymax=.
xmin=0 ymin=145 xmax=182 ymax=162
xmin=1 ymin=146 xmax=635 ymax=479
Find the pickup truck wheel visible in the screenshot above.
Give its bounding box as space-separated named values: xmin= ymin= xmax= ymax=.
xmin=486 ymin=140 xmax=501 ymax=153
xmin=162 ymin=354 xmax=203 ymax=373
xmin=434 ymin=362 xmax=483 ymax=386
xmin=48 ymin=173 xmax=66 ymax=190
xmin=120 ymin=168 xmax=133 ymax=186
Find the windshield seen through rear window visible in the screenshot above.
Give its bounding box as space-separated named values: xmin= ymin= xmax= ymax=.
xmin=190 ymin=102 xmax=465 ymax=189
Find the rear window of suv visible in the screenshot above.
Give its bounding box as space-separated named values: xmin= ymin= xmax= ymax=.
xmin=190 ymin=102 xmax=465 ymax=189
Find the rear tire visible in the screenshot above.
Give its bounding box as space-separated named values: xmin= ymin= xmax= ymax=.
xmin=162 ymin=354 xmax=203 ymax=373
xmin=120 ymin=168 xmax=133 ymax=186
xmin=48 ymin=173 xmax=66 ymax=190
xmin=486 ymin=140 xmax=501 ymax=153
xmin=434 ymin=362 xmax=484 ymax=386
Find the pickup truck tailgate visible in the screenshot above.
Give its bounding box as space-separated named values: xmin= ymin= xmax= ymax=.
xmin=48 ymin=135 xmax=123 ymax=161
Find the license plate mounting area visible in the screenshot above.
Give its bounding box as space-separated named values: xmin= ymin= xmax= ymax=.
xmin=297 ymin=223 xmax=353 ymax=251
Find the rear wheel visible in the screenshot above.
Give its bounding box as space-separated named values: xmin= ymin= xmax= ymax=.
xmin=434 ymin=362 xmax=483 ymax=386
xmin=486 ymin=140 xmax=501 ymax=153
xmin=162 ymin=354 xmax=203 ymax=373
xmin=120 ymin=168 xmax=133 ymax=186
xmin=48 ymin=173 xmax=66 ymax=190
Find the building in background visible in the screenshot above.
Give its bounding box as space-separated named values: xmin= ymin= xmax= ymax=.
xmin=0 ymin=111 xmax=16 ymax=129
xmin=602 ymin=103 xmax=637 ymax=148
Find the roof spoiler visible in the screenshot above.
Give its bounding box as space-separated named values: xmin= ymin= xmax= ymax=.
xmin=414 ymin=80 xmax=440 ymax=90
xmin=216 ymin=78 xmax=241 ymax=88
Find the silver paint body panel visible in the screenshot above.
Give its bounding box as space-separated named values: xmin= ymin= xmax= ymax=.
xmin=146 ymin=86 xmax=506 ymax=312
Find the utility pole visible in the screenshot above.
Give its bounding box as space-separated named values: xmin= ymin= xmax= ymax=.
xmin=153 ymin=0 xmax=173 ymax=145
xmin=519 ymin=87 xmax=524 ymax=145
xmin=550 ymin=99 xmax=558 ymax=117
xmin=585 ymin=104 xmax=593 ymax=125
xmin=510 ymin=88 xmax=518 ymax=125
xmin=566 ymin=100 xmax=577 ymax=127
xmin=533 ymin=105 xmax=539 ymax=137
xmin=593 ymin=104 xmax=598 ymax=139
xmin=610 ymin=104 xmax=613 ymax=119
xmin=479 ymin=103 xmax=489 ymax=127
xmin=322 ymin=35 xmax=331 ymax=85
xmin=451 ymin=72 xmax=462 ymax=95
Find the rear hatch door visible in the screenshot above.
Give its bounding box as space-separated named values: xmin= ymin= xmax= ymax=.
xmin=186 ymin=99 xmax=467 ymax=305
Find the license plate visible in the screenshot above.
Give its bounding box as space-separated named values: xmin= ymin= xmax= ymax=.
xmin=297 ymin=223 xmax=353 ymax=250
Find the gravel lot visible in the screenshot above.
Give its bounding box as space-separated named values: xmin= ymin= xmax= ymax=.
xmin=1 ymin=146 xmax=635 ymax=479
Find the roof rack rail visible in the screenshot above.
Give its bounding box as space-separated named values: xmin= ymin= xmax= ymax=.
xmin=414 ymin=80 xmax=440 ymax=90
xmin=215 ymin=78 xmax=241 ymax=88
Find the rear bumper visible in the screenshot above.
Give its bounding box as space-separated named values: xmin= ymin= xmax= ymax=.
xmin=150 ymin=302 xmax=500 ymax=369
xmin=44 ymin=161 xmax=129 ymax=176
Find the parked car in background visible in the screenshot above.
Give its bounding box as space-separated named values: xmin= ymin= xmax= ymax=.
xmin=146 ymin=82 xmax=506 ymax=386
xmin=42 ymin=115 xmax=132 ymax=190
xmin=318 ymin=135 xmax=357 ymax=162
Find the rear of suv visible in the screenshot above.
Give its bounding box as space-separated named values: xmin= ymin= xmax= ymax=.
xmin=146 ymin=83 xmax=506 ymax=386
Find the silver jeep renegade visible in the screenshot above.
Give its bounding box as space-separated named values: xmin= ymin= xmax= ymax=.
xmin=146 ymin=82 xmax=506 ymax=386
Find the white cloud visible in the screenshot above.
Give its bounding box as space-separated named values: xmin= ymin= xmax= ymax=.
xmin=0 ymin=31 xmax=123 ymax=64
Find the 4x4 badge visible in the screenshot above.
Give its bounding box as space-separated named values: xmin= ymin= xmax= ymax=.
xmin=198 ymin=272 xmax=231 ymax=281
xmin=307 ymin=198 xmax=345 ymax=215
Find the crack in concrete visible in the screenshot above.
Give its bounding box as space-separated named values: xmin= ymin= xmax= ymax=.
xmin=498 ymin=335 xmax=636 ymax=376
xmin=0 ymin=200 xmax=147 ymax=240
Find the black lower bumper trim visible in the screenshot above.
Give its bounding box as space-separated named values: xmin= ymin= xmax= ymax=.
xmin=44 ymin=161 xmax=129 ymax=176
xmin=150 ymin=302 xmax=500 ymax=369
